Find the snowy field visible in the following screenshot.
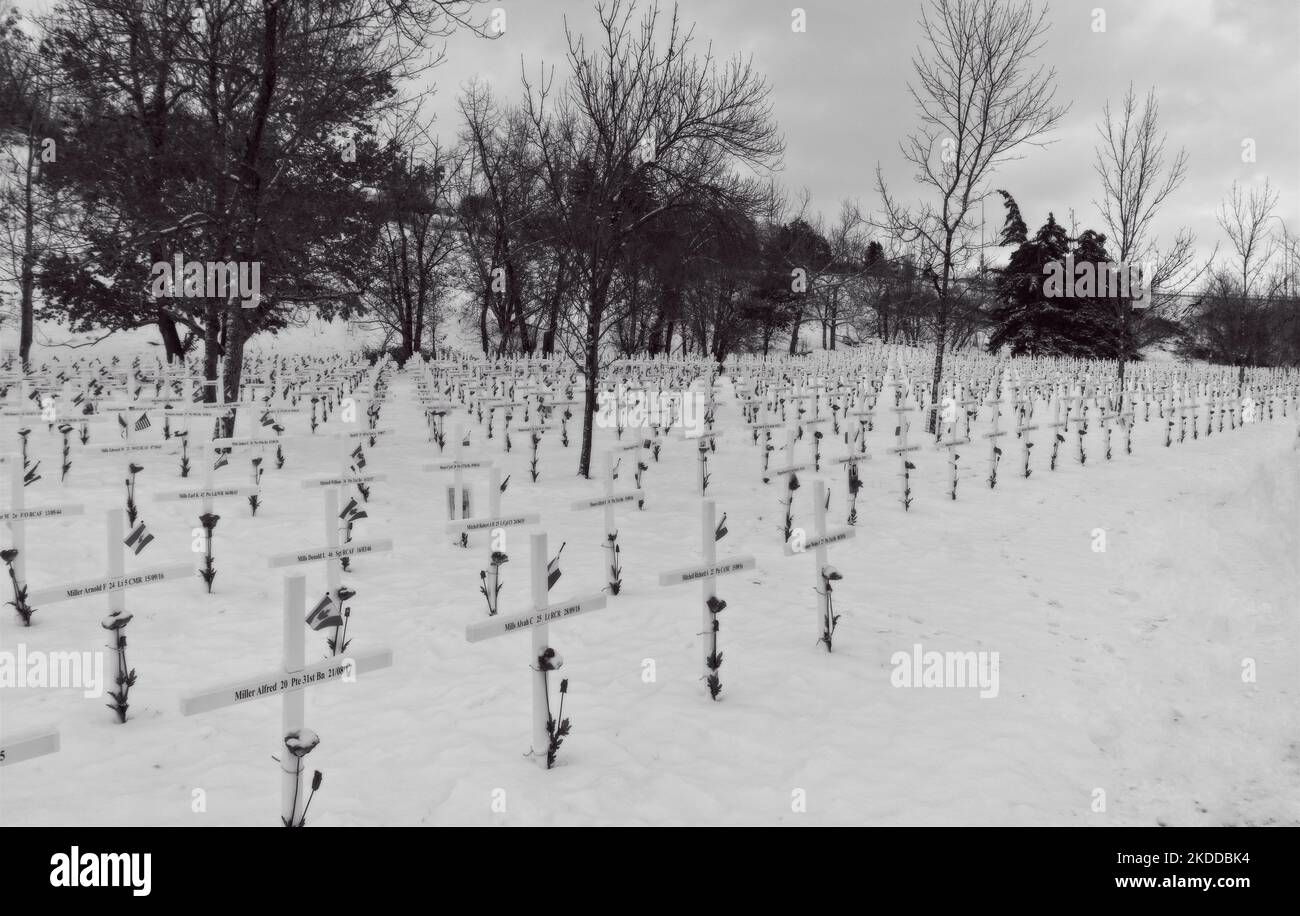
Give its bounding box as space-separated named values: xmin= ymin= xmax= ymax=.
xmin=1 ymin=342 xmax=1298 ymax=827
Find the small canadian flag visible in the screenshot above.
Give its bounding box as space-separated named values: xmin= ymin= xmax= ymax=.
xmin=305 ymin=593 xmax=343 ymax=631
xmin=124 ymin=521 xmax=154 ymax=555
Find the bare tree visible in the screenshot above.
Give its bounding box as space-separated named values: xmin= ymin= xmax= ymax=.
xmin=877 ymin=0 xmax=1065 ymax=431
xmin=1216 ymin=178 xmax=1280 ymax=387
xmin=522 ymin=0 xmax=783 ymax=477
xmin=359 ymin=143 xmax=460 ymax=361
xmin=1218 ymin=179 xmax=1279 ymax=297
xmin=0 ymin=12 xmax=66 ymax=369
xmin=1092 ymin=84 xmax=1199 ymax=401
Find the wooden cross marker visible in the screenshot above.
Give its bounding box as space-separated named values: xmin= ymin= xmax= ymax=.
xmin=27 ymin=510 xmax=192 ymax=721
xmin=465 ymin=532 xmax=608 ymax=767
xmin=2 ymin=453 xmax=85 ymax=598
xmin=1046 ymin=395 xmax=1068 ymax=470
xmin=785 ymin=479 xmax=855 ymax=650
xmin=977 ymin=397 xmax=1008 ymax=488
xmin=268 ymin=489 xmax=393 ymax=655
xmin=423 ymin=429 xmax=489 ymax=543
xmin=181 ymin=573 xmax=393 ymax=825
xmin=658 ymin=500 xmax=756 ymax=688
xmin=1068 ymin=390 xmax=1089 ymax=462
xmin=454 ymin=465 xmax=540 ymax=617
xmin=1099 ymin=412 xmax=1119 ymax=459
xmin=1015 ymin=403 xmax=1038 ymax=477
xmin=891 ymin=403 xmax=921 ymax=508
xmin=768 ymin=429 xmax=809 ymax=483
xmin=570 ymin=452 xmax=641 ymax=595
xmin=936 ymin=431 xmax=970 ymax=499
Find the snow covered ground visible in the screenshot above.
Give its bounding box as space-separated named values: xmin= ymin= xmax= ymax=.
xmin=1 ymin=359 xmax=1297 ymax=826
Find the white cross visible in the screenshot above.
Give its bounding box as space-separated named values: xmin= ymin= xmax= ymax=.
xmin=1 ymin=454 xmax=86 ymax=600
xmin=658 ymin=499 xmax=757 ymax=690
xmin=785 ymin=479 xmax=855 ymax=649
xmin=269 ymin=489 xmax=394 ymax=655
xmin=465 ymin=531 xmax=608 ymax=767
xmin=423 ymin=429 xmax=490 ymax=545
xmin=26 ymin=510 xmax=192 ymax=721
xmin=180 ymin=573 xmax=393 ymax=825
xmin=570 ymin=451 xmax=642 ymax=594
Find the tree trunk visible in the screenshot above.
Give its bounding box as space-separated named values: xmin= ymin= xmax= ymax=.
xmin=220 ymin=313 xmax=250 ymax=438
xmin=829 ymin=289 xmax=838 ymax=351
xmin=542 ymin=283 xmax=562 ymax=356
xmin=928 ymin=296 xmax=949 ymax=433
xmin=19 ymin=133 xmax=36 ymax=370
xmin=578 ymin=286 xmax=606 ymax=479
xmin=788 ymin=303 xmax=804 ymax=354
xmin=203 ymin=300 xmax=222 ymax=410
xmin=156 ymin=309 xmax=184 ymax=362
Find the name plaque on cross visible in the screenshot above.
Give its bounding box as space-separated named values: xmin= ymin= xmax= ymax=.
xmin=0 ymin=504 xmax=84 ymax=522
xmin=447 ymin=513 xmax=540 ymax=533
xmin=266 ymin=538 xmax=394 ymax=567
xmin=658 ymin=556 xmax=756 ymax=586
xmin=27 ymin=563 xmax=193 ymax=605
xmin=180 ymin=648 xmax=394 ymax=716
xmin=299 ymin=473 xmax=387 ymax=488
xmin=465 ymin=594 xmax=607 ymax=643
xmin=570 ymin=491 xmax=643 ymax=510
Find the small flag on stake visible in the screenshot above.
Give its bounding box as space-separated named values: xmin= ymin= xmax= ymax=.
xmin=547 ymin=542 xmax=565 ymax=591
xmin=134 ymin=412 xmax=151 ymax=432
xmin=305 ymin=594 xmax=343 ymax=631
xmin=213 ymin=450 xmax=229 ymax=471
xmin=715 ymin=512 xmax=728 ymax=542
xmin=124 ymin=520 xmax=154 ymax=555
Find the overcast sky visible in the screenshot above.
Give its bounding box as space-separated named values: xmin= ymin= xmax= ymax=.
xmin=423 ymin=0 xmax=1299 ymax=266
xmin=16 ymin=0 xmax=1300 ymax=268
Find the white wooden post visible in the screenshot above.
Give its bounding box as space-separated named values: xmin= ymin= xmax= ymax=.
xmin=603 ymin=452 xmax=617 ymax=580
xmin=281 ymin=573 xmax=307 ymax=825
xmin=697 ymin=435 xmax=708 ymax=495
xmin=181 ymin=572 xmax=392 ymax=825
xmin=810 ymin=480 xmax=829 ymax=642
xmin=529 ymin=532 xmax=550 ymax=767
xmin=6 ymin=455 xmax=24 ymax=588
xmin=0 ymin=457 xmax=83 ymax=594
xmin=105 ymin=509 xmax=125 ymax=698
xmin=453 ymin=430 xmax=467 ymax=527
xmin=700 ymin=500 xmax=717 ymax=678
xmin=324 ymin=489 xmax=342 ymax=621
